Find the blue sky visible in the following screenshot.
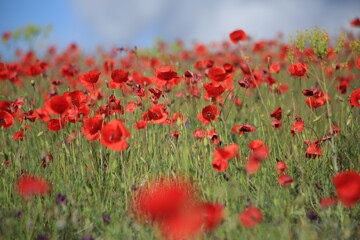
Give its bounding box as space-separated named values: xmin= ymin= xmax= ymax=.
xmin=0 ymin=0 xmax=359 ymax=55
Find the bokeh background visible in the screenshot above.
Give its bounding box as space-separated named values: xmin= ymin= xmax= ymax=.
xmin=1 ymin=0 xmax=359 ymax=52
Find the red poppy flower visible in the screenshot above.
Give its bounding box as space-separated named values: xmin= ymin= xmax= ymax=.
xmin=193 ymin=129 xmax=204 ymax=140
xmin=79 ymin=70 xmax=101 ymax=84
xmin=349 ymin=88 xmax=360 ymax=107
xmin=142 ymin=104 xmax=169 ymax=124
xmin=201 ymin=203 xmax=224 ymax=231
xmin=126 ymin=102 xmax=139 ymax=113
xmin=238 ymin=206 xmax=263 ymax=228
xmin=0 ymin=111 xmax=14 ymax=129
xmin=357 ymin=56 xmax=360 ymax=69
xmin=132 ymin=177 xmax=197 ymax=222
xmin=13 ymin=130 xmax=24 ymax=141
xmin=246 ymin=154 xmax=261 ymax=174
xmin=305 ymin=95 xmax=329 ymax=108
xmin=194 ymin=59 xmax=214 ymax=71
xmin=159 ymin=202 xmax=224 ymax=239
xmin=106 ymin=94 xmax=124 ymax=115
xmin=159 ymin=207 xmax=204 ymax=240
xmin=271 ymin=120 xmax=282 ymax=129
xmin=61 ymin=64 xmax=79 ymax=79
xmin=212 ymin=144 xmax=239 ymax=172
xmin=276 ymin=161 xmax=286 ymax=175
xmin=329 ymin=125 xmax=341 ymax=136
xmin=231 ymin=124 xmax=256 ymax=135
xmin=155 ymin=66 xmax=178 ymax=80
xmin=278 ymin=175 xmax=294 ymax=186
xmin=47 ymin=118 xmax=67 ymax=131
xmin=246 ymin=140 xmax=269 ymax=174
xmin=45 ymin=95 xmax=72 ymax=115
xmin=291 ymin=121 xmax=304 ymax=136
xmin=269 ymin=62 xmax=280 ymax=74
xmin=319 ymin=197 xmax=337 ymax=208
xmin=109 ymin=69 xmax=129 ymax=89
xmin=336 ymin=81 xmax=349 ymax=94
xmin=288 ymin=63 xmax=309 ymax=77
xmin=332 ymin=171 xmax=360 ymax=208
xmin=229 ymin=29 xmax=247 ymax=44
xmin=25 ymin=64 xmax=43 ymax=76
xmin=270 ymin=107 xmax=282 ymax=120
xmin=16 ymin=174 xmax=51 ymax=199
xmin=0 ymin=98 xmax=24 ymax=117
xmin=201 ymin=104 xmax=220 ymax=122
xmin=248 ymin=140 xmax=266 ymax=152
xmin=149 ymin=87 xmax=163 ymax=100
xmin=203 ymin=82 xmax=226 ymax=98
xmin=169 ymin=131 xmax=181 ymax=141
xmin=350 ymin=17 xmax=360 ymax=27
xmin=233 ymin=98 xmax=242 ymax=107
xmin=17 ymin=110 xmax=37 ymax=122
xmin=134 ymin=120 xmax=147 ymax=130
xmin=81 ymin=115 xmax=103 ymax=141
xmin=100 ymin=119 xmax=130 ymax=151
xmin=2 ymin=31 xmax=11 ymax=41
xmin=35 ymin=108 xmax=50 ymax=122
xmin=305 ymin=143 xmax=322 ymax=159
xmin=64 ymin=90 xmax=89 ymax=108
xmin=207 ymin=66 xmax=230 ymax=82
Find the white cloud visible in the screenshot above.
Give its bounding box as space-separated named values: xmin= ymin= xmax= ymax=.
xmin=70 ymin=0 xmax=360 ymax=47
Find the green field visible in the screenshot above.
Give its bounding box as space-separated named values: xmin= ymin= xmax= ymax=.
xmin=0 ymin=27 xmax=359 ymax=239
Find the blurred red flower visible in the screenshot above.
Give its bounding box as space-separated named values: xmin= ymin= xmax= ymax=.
xmin=47 ymin=118 xmax=67 ymax=131
xmin=212 ymin=144 xmax=239 ymax=172
xmin=278 ymin=175 xmax=294 ymax=186
xmin=17 ymin=175 xmax=51 ymax=199
xmin=0 ymin=111 xmax=14 ymax=129
xmin=231 ymin=124 xmax=256 ymax=135
xmin=349 ymin=88 xmax=360 ymax=107
xmin=79 ymin=70 xmax=101 ymax=84
xmin=271 ymin=120 xmax=282 ymax=130
xmin=332 ymin=171 xmax=360 ymax=208
xmin=134 ymin=120 xmax=147 ymax=130
xmin=13 ymin=130 xmax=24 ymax=141
xmin=229 ymin=29 xmax=247 ymax=44
xmin=350 ymin=17 xmax=360 ymax=27
xmin=270 ymin=107 xmax=282 ymax=120
xmin=246 ymin=140 xmax=269 ymax=174
xmin=288 ymin=63 xmax=308 ymax=77
xmin=132 ymin=177 xmax=224 ymax=239
xmin=155 ymin=66 xmax=178 ymax=80
xmin=45 ymin=95 xmax=72 ymax=115
xmin=239 ymin=206 xmax=263 ymax=228
xmin=269 ymin=62 xmax=280 ymax=74
xmin=319 ymin=197 xmax=337 ymax=208
xmin=276 ymin=161 xmax=286 ymax=175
